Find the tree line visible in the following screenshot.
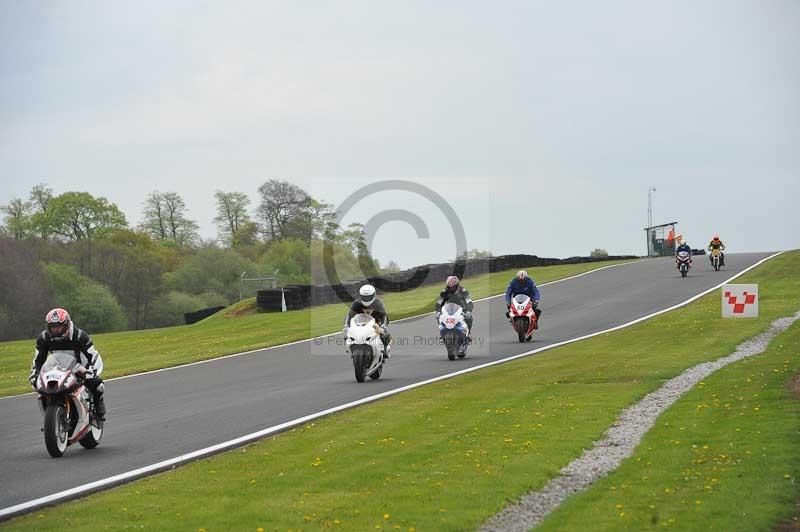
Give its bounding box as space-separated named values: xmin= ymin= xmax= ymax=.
xmin=0 ymin=180 xmax=380 ymax=342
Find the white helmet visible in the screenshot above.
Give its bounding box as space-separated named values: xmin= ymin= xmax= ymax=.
xmin=359 ymin=284 xmax=376 ymax=307
xmin=516 ymin=270 xmax=528 ymax=281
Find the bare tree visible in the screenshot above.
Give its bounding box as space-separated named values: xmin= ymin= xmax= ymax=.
xmin=141 ymin=191 xmax=199 ymax=247
xmin=0 ymin=198 xmax=33 ymax=239
xmin=213 ymin=191 xmax=250 ymax=246
xmin=255 ymin=179 xmax=311 ymax=241
xmin=0 ymin=237 xmax=55 ymax=341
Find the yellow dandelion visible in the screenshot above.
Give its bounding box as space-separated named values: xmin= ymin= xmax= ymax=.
xmin=384 ymin=514 xmax=390 ymax=520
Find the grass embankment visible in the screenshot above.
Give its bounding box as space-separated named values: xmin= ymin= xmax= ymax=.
xmin=3 ymin=252 xmax=797 ymax=532
xmin=539 ymin=322 xmax=800 ymax=531
xmin=0 ymin=260 xmax=633 ymax=397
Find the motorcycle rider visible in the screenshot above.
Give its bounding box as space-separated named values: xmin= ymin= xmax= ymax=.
xmin=505 ymin=270 xmax=542 ymax=327
xmin=344 ymin=284 xmax=391 ymax=358
xmin=708 ymin=235 xmax=726 ymax=266
xmin=675 ymin=240 xmax=692 ymax=269
xmin=435 ymin=275 xmax=474 ymax=338
xmin=29 ymin=308 xmax=106 ymax=420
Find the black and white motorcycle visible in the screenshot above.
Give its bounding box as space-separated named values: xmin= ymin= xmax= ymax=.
xmin=34 ymin=351 xmax=103 ymax=457
xmin=345 ymin=314 xmax=388 ymax=382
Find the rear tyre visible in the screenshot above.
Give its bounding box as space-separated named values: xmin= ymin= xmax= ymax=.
xmin=369 ymin=363 xmax=383 ymax=380
xmin=79 ymin=415 xmax=103 ymax=449
xmin=456 ymin=336 xmax=467 ymax=358
xmin=44 ymin=403 xmax=68 ymax=458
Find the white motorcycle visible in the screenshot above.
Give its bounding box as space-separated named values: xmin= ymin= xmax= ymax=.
xmin=35 ymin=351 xmax=103 ymax=457
xmin=345 ymin=313 xmax=387 ymax=382
xmin=438 ymin=302 xmax=469 ymax=360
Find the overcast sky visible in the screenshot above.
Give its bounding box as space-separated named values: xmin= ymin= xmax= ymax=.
xmin=1 ymin=1 xmax=798 ymax=268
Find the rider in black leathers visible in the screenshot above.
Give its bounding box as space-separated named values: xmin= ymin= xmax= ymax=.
xmin=344 ymin=284 xmax=391 ymax=357
xmin=435 ymin=276 xmax=474 ymax=334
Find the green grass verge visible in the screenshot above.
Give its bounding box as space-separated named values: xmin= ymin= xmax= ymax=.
xmin=538 ymin=319 xmax=800 ymax=531
xmin=2 ymin=252 xmax=797 ymax=531
xmin=0 ymin=260 xmax=634 ymax=397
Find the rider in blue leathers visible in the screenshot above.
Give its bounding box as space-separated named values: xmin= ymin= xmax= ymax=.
xmin=505 ymin=270 xmax=542 ymax=326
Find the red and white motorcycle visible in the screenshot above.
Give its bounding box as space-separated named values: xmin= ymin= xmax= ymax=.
xmin=508 ymin=294 xmax=538 ymax=343
xmin=35 ymin=351 xmax=103 ymax=457
xmin=676 ymin=250 xmax=692 ymax=277
xmin=345 ymin=314 xmax=387 ymax=383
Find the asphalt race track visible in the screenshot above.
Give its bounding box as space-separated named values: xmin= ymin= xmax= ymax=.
xmin=0 ymin=253 xmax=773 ymax=513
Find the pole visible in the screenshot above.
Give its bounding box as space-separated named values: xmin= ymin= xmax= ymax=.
xmin=239 ymin=271 xmax=246 ymax=301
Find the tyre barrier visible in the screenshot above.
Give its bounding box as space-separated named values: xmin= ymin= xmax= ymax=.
xmin=256 ymin=254 xmax=638 ymax=312
xmin=184 ymin=306 xmax=226 ymax=325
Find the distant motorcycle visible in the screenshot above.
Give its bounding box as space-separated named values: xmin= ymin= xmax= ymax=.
xmin=345 ymin=313 xmax=387 ymax=382
xmin=34 ymin=351 xmax=103 ymax=458
xmin=676 ymin=251 xmax=692 ymax=277
xmin=710 ymin=248 xmax=722 ymax=271
xmin=438 ymin=302 xmax=469 ymax=360
xmin=509 ymin=294 xmax=538 ymax=343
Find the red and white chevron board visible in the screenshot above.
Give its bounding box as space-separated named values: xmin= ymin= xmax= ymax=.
xmin=722 ymin=284 xmax=759 ymax=318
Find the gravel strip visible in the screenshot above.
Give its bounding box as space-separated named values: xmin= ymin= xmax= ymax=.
xmin=481 ymin=310 xmax=800 ymax=532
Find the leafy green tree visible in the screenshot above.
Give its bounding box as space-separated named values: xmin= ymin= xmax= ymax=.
xmin=28 ymin=184 xmax=54 ymax=239
xmin=90 ymin=229 xmax=177 ymax=329
xmin=213 ymin=191 xmax=251 ymax=246
xmin=590 ymin=248 xmax=609 ymax=258
xmin=259 ymin=238 xmax=312 ymax=285
xmin=36 ymin=192 xmax=127 ymax=276
xmin=141 ymin=191 xmax=199 ymax=247
xmin=38 ymin=192 xmax=127 ymax=242
xmin=167 ymin=246 xmax=262 ymax=303
xmin=43 ymin=263 xmax=127 ymax=334
xmin=147 ymin=290 xmax=228 ymax=328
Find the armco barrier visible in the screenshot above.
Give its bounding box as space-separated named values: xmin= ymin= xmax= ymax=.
xmin=256 ymin=254 xmax=637 ymax=311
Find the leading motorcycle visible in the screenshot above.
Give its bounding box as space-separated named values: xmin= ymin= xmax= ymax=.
xmin=509 ymin=294 xmax=538 ymax=343
xmin=438 ymin=302 xmax=469 ymax=360
xmin=710 ymin=248 xmax=722 ymax=271
xmin=35 ymin=351 xmax=103 ymax=457
xmin=345 ymin=313 xmax=387 ymax=382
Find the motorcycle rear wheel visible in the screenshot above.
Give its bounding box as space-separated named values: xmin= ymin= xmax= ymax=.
xmin=44 ymin=403 xmax=69 ymax=458
xmin=79 ymin=415 xmax=104 ymax=449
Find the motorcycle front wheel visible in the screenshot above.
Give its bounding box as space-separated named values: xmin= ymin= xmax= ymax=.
xmin=44 ymin=403 xmax=69 ymax=458
xmin=515 ymin=317 xmax=529 ymax=343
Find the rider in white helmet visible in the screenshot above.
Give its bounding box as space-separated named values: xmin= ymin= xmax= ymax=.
xmin=343 ymin=284 xmax=391 ymax=358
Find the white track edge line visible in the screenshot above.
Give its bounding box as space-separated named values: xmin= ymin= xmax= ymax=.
xmin=0 ymin=260 xmax=637 ymax=401
xmin=0 ymin=252 xmax=781 ymax=520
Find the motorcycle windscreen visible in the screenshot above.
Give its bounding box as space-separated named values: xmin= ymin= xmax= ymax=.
xmin=442 ymin=302 xmax=462 ymax=315
xmin=41 ymin=351 xmax=79 ymax=373
xmin=513 ymin=294 xmax=530 ymax=305
xmin=350 ymin=314 xmax=374 ymax=327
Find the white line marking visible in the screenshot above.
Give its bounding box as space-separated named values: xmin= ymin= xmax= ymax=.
xmin=0 ymin=260 xmax=637 ymax=400
xmin=0 ymin=253 xmax=781 ymax=520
